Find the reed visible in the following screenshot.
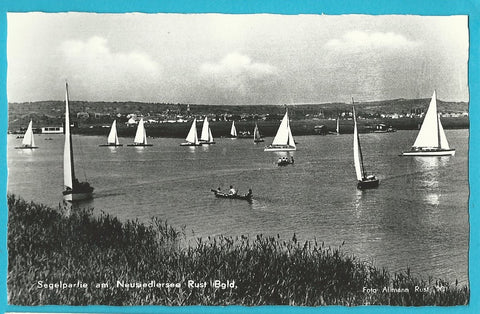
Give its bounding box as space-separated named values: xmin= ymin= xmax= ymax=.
xmin=7 ymin=194 xmax=469 ymax=306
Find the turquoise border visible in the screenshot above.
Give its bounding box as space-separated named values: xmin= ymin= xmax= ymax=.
xmin=0 ymin=0 xmax=478 ymax=313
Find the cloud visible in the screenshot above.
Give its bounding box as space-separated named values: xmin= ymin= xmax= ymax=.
xmin=59 ymin=36 xmax=161 ymax=100
xmin=199 ymin=53 xmax=278 ymax=94
xmin=325 ymin=31 xmax=419 ymax=50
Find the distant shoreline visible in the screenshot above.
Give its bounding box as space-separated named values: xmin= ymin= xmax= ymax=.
xmin=8 ymin=97 xmax=469 ymax=136
xmin=10 ymin=117 xmax=469 ymax=138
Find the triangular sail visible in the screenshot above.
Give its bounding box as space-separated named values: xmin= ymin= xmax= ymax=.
xmin=230 ymin=121 xmax=237 ymax=137
xmin=254 ymin=123 xmax=261 ymax=140
xmin=438 ymin=116 xmax=450 ymax=149
xmin=107 ymin=120 xmax=120 ymax=145
xmin=22 ymin=120 xmax=35 ymax=147
xmin=272 ymin=110 xmax=296 ymax=147
xmin=63 ymin=83 xmax=74 ymax=190
xmin=134 ymin=118 xmax=147 ymax=145
xmin=353 ymin=106 xmax=365 ymax=181
xmin=413 ymin=91 xmax=442 ymax=148
xmin=208 ymin=127 xmax=214 ymax=142
xmin=200 ymin=117 xmax=210 ymax=141
xmin=186 ymin=119 xmax=199 ymax=144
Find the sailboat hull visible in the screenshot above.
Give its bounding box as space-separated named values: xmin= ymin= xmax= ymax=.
xmin=63 ymin=190 xmax=93 ymax=202
xmin=199 ymin=141 xmax=216 ymax=145
xmin=357 ymin=179 xmax=379 ymax=189
xmin=99 ymin=144 xmax=123 ymax=147
xmin=401 ymin=149 xmax=455 ymax=156
xmin=15 ymin=146 xmax=38 ymax=149
xmin=127 ymin=143 xmax=153 ymax=147
xmin=264 ymin=145 xmax=296 ymax=152
xmin=180 ymin=142 xmax=202 ymax=146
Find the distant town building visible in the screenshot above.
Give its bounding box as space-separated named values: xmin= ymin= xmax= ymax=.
xmin=76 ymin=112 xmax=89 ymax=119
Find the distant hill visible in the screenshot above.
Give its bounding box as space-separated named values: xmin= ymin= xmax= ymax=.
xmin=8 ymin=98 xmax=469 ymax=132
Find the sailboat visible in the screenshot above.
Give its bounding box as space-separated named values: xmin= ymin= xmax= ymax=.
xmin=253 ymin=123 xmax=264 ymax=143
xmin=63 ymin=83 xmax=94 ymax=202
xmin=230 ymin=121 xmax=237 ymax=138
xmin=181 ymin=118 xmax=202 ymax=146
xmin=264 ymin=110 xmax=296 ymax=151
xmin=353 ymin=106 xmax=379 ymax=189
xmin=15 ymin=120 xmax=38 ymax=149
xmin=127 ymin=118 xmax=152 ymax=146
xmin=200 ymin=116 xmax=215 ymax=144
xmin=401 ymin=90 xmax=455 ymax=156
xmin=336 ymin=117 xmax=340 ymax=134
xmin=99 ymin=120 xmax=123 ymax=147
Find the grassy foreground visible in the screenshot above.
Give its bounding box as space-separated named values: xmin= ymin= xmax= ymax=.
xmin=7 ymin=195 xmax=469 ymax=306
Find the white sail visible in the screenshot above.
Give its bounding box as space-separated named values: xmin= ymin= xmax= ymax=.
xmin=336 ymin=118 xmax=340 ymax=134
xmin=254 ymin=123 xmax=260 ymax=140
xmin=208 ymin=127 xmax=214 ymax=142
xmin=271 ymin=110 xmax=296 ymax=147
xmin=413 ymin=91 xmax=445 ymax=148
xmin=22 ymin=120 xmax=35 ymax=147
xmin=353 ymin=107 xmax=364 ymax=181
xmin=63 ymin=83 xmax=73 ymax=190
xmin=230 ymin=121 xmax=237 ymax=137
xmin=186 ymin=118 xmax=199 ymax=144
xmin=133 ymin=118 xmax=147 ymax=145
xmin=438 ymin=117 xmax=450 ymax=149
xmin=200 ymin=117 xmax=210 ymax=141
xmin=107 ymin=120 xmax=120 ymax=145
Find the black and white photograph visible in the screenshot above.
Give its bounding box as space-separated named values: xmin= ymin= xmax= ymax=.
xmin=6 ymin=12 xmax=469 ymax=306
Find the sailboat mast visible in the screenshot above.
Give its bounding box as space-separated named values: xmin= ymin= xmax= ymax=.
xmin=353 ymin=106 xmax=366 ymax=179
xmin=437 ymin=114 xmax=442 ymax=149
xmin=358 ymin=133 xmax=366 ymax=178
xmin=65 ymin=82 xmax=76 ymax=183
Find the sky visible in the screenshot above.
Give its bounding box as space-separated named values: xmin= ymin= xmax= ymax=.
xmin=6 ymin=13 xmax=469 ymax=105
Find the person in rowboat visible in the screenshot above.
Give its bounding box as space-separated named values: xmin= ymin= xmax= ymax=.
xmin=228 ymin=185 xmax=237 ymax=195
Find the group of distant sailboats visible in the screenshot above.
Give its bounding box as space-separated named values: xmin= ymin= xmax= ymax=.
xmin=98 ymin=118 xmax=151 ymax=147
xmin=180 ymin=118 xmax=263 ymax=146
xmin=17 ymin=85 xmax=454 ymax=201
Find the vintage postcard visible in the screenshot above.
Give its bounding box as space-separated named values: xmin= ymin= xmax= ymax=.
xmin=1 ymin=1 xmax=478 ymax=313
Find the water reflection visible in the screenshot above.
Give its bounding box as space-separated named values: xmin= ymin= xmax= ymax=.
xmin=273 ymin=151 xmax=295 ymax=158
xmin=413 ymin=156 xmax=450 ymax=206
xmin=353 ymin=189 xmax=364 ymax=214
xmin=134 ymin=146 xmax=145 ymax=153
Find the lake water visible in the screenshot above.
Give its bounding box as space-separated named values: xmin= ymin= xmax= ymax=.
xmin=7 ymin=129 xmax=469 ymax=285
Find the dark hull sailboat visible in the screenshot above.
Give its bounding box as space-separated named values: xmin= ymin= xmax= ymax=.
xmin=353 ymin=106 xmax=379 ymax=190
xmin=357 ymin=176 xmax=379 ymax=189
xmin=63 ymin=83 xmax=94 ymax=202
